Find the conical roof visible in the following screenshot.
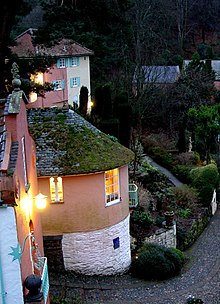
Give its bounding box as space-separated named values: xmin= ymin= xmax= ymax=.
xmin=27 ymin=107 xmax=134 ymax=176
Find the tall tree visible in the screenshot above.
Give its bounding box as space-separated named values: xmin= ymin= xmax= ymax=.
xmin=168 ymin=52 xmax=216 ymax=152
xmin=0 ymin=0 xmax=25 ymax=96
xmin=188 ymin=104 xmax=220 ymax=163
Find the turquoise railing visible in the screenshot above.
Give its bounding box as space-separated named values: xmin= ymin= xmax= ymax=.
xmin=129 ymin=183 xmax=138 ymax=208
xmin=41 ymin=257 xmax=49 ymax=304
xmin=0 ymin=250 xmax=6 ymax=304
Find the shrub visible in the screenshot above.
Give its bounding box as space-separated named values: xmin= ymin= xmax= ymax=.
xmin=131 ymin=210 xmax=154 ymax=228
xmin=148 ymin=146 xmax=174 ymax=169
xmin=172 ymin=165 xmax=192 ymax=184
xmin=130 ymin=243 xmax=184 ymax=280
xmin=172 ymin=185 xmax=199 ymax=210
xmin=190 ymin=164 xmax=219 ymax=206
xmin=138 ymin=166 xmax=169 ymax=191
xmin=176 ymin=208 xmax=192 ymax=218
xmin=174 ymin=152 xmax=200 ymax=165
xmin=186 ymin=295 xmax=204 ymax=304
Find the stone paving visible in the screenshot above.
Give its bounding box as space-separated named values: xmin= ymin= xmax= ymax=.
xmin=49 ymin=209 xmax=220 ymax=304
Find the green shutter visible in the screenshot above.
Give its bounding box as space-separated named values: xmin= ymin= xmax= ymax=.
xmin=76 ymin=57 xmax=80 ymax=66
xmin=57 ymin=59 xmax=60 ymax=68
xmin=70 ymin=78 xmax=73 ymax=88
xmin=77 ymin=77 xmax=80 ymax=86
xmin=65 ymin=58 xmax=68 ymax=67
xmin=53 ymin=81 xmax=56 ymax=90
xmin=62 ymin=80 xmax=65 ymax=89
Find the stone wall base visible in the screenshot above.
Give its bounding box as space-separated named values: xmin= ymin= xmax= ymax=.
xmin=62 ymin=215 xmax=131 ymax=275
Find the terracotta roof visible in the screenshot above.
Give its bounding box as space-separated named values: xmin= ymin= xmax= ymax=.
xmin=27 ymin=108 xmax=134 ymax=176
xmin=11 ymin=29 xmax=93 ymax=58
xmin=37 ymin=39 xmax=94 ymax=57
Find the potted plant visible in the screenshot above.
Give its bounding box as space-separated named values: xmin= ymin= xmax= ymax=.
xmin=164 ymin=210 xmax=175 ymax=226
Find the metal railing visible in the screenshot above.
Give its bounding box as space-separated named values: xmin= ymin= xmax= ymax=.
xmin=41 ymin=257 xmax=49 ymax=304
xmin=129 ymin=183 xmax=138 ymax=208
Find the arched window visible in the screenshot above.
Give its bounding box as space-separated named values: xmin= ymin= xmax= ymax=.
xmin=49 ymin=177 xmax=63 ymax=203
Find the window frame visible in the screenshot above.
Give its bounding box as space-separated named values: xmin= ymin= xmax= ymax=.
xmin=70 ymin=77 xmax=80 ymax=88
xmin=21 ymin=136 xmax=29 ymax=191
xmin=59 ymin=58 xmax=66 ymax=68
xmin=104 ymin=168 xmax=120 ymax=206
xmin=53 ymin=79 xmax=64 ymax=91
xmin=49 ymin=176 xmax=64 ymax=203
xmin=70 ymin=57 xmax=79 ymax=67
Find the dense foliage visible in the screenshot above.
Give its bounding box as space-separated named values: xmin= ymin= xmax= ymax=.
xmin=190 ymin=163 xmax=219 ymax=206
xmin=130 ymin=243 xmax=185 ymax=280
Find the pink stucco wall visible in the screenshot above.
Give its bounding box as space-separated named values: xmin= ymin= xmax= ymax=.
xmin=5 ymin=100 xmax=44 ymax=285
xmin=38 ymin=165 xmax=130 ymax=235
xmin=27 ymin=65 xmax=68 ymax=108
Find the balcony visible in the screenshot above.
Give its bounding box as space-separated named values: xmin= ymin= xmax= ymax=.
xmin=129 ymin=183 xmax=138 ymax=208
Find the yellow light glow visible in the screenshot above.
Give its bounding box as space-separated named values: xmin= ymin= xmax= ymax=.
xmin=20 ymin=196 xmax=33 ymax=219
xmin=29 ymin=92 xmax=38 ymax=103
xmin=30 ymin=72 xmax=44 ymax=85
xmin=34 ymin=193 xmax=47 ymax=209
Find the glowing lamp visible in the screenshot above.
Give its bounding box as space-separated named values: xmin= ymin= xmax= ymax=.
xmin=34 ymin=193 xmax=47 ymax=209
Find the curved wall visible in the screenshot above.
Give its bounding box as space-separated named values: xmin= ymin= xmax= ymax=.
xmin=62 ymin=214 xmax=131 ymax=275
xmin=39 ymin=165 xmax=129 ymax=234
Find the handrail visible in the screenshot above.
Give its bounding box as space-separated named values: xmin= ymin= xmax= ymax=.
xmin=129 ymin=183 xmax=138 ymax=208
xmin=0 ymin=243 xmax=6 ymax=304
xmin=41 ymin=257 xmax=49 ymax=304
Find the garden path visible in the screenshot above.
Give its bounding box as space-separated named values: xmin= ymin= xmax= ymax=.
xmin=145 ymin=155 xmax=183 ymax=187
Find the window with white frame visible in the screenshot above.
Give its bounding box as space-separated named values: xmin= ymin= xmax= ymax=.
xmin=70 ymin=77 xmax=80 ymax=87
xmin=59 ymin=58 xmax=66 ymax=68
xmin=53 ymin=80 xmax=64 ymax=90
xmin=105 ymin=168 xmax=120 ymax=205
xmin=70 ymin=57 xmax=78 ymax=66
xmin=50 ymin=177 xmax=63 ymax=203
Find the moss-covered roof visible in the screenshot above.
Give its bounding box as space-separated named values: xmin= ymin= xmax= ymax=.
xmin=27 ymin=108 xmax=134 ymax=177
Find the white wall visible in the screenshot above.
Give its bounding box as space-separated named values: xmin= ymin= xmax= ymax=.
xmin=67 ymin=56 xmax=91 ymax=109
xmin=0 ymin=207 xmax=23 ymax=304
xmin=62 ymin=215 xmax=131 ymax=275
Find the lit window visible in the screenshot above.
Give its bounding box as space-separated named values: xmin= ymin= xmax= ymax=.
xmin=54 ymin=80 xmax=64 ymax=90
xmin=59 ymin=58 xmax=66 ymax=68
xmin=105 ymin=168 xmax=120 ymax=206
xmin=50 ymin=177 xmax=63 ymax=203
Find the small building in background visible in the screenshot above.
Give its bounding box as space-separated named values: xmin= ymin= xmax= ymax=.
xmin=11 ymin=28 xmax=93 ymax=112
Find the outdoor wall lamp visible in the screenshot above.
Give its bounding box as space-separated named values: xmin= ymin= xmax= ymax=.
xmin=34 ymin=193 xmax=47 ymax=210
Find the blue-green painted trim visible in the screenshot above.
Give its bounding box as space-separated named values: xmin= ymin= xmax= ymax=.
xmin=0 ymin=244 xmax=7 ymax=304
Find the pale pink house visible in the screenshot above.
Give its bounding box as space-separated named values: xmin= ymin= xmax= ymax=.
xmin=0 ymin=64 xmax=49 ymax=303
xmin=27 ymin=107 xmax=134 ymax=275
xmin=11 ymin=28 xmax=93 ymax=111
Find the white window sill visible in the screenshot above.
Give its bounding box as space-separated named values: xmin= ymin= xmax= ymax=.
xmin=106 ymin=198 xmax=121 ymax=207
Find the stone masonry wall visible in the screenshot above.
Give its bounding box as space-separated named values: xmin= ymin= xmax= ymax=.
xmin=144 ymin=223 xmax=176 ymax=248
xmin=43 ymin=235 xmax=65 ymax=272
xmin=62 ymin=215 xmax=131 ymax=275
